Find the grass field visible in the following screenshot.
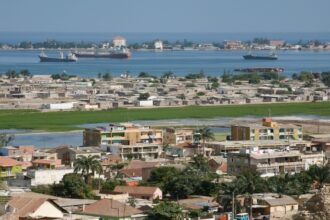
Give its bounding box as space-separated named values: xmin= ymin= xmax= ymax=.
xmin=0 ymin=102 xmax=330 ymax=131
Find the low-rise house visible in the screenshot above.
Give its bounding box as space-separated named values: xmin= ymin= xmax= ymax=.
xmin=119 ymin=160 xmax=159 ymax=181
xmin=9 ymin=168 xmax=74 ymax=187
xmin=0 ymin=157 xmax=22 ymax=178
xmin=113 ymin=186 xmax=162 ymax=200
xmin=5 ymin=197 xmax=67 ymax=219
xmin=80 ymin=199 xmax=144 ymax=220
xmin=178 ymin=196 xmax=219 ymax=213
xmin=208 ymin=157 xmax=227 ymax=175
xmin=248 ymin=194 xmax=298 ymax=220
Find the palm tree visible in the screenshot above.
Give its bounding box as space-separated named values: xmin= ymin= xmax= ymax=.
xmin=306 ymin=165 xmax=330 ymax=189
xmin=74 ymin=155 xmax=102 ymax=183
xmin=195 ymin=127 xmax=214 ymax=156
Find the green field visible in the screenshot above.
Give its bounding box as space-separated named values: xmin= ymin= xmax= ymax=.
xmin=0 ymin=102 xmax=330 ymax=131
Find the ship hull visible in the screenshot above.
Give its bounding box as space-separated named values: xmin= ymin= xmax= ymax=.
xmin=243 ymin=55 xmax=278 ymax=60
xmin=39 ymin=56 xmax=77 ymax=62
xmin=73 ymin=52 xmax=131 ymax=59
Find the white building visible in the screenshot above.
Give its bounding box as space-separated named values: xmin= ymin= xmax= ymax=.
xmin=154 ymin=40 xmax=163 ymax=50
xmin=9 ymin=168 xmax=74 ymax=187
xmin=42 ymin=102 xmax=74 ymax=110
xmin=112 ymin=36 xmax=126 ymax=47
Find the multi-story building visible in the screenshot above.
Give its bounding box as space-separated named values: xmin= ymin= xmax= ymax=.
xmin=84 ymin=123 xmax=163 ymax=146
xmin=84 ymin=123 xmax=163 ymax=160
xmin=228 ymin=147 xmax=324 ymax=177
xmin=231 ymin=117 xmax=303 ymax=141
xmin=0 ymin=156 xmax=23 ymax=178
xmin=163 ymin=128 xmax=196 ymax=145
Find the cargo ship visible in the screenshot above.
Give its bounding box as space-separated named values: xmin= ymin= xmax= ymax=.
xmin=39 ymin=51 xmax=78 ymax=62
xmin=243 ymin=52 xmax=278 ymax=60
xmin=73 ymin=48 xmax=131 ymax=59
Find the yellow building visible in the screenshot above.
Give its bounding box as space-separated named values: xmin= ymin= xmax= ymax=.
xmin=231 ymin=117 xmax=303 ymax=141
xmin=83 ymin=123 xmax=163 ymax=146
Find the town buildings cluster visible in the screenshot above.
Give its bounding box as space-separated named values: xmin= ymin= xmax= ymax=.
xmin=1 ymin=117 xmax=330 ymax=219
xmin=0 ymin=71 xmax=329 ymax=110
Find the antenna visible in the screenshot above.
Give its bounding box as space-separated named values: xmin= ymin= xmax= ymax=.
xmin=268 ymin=108 xmax=272 ymax=118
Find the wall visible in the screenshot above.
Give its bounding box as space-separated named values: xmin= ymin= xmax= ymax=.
xmin=29 ymin=168 xmax=74 ymax=186
xmin=30 ymin=201 xmax=64 ymax=219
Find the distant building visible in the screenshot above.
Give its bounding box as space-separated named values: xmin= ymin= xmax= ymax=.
xmin=269 ymin=40 xmax=285 ymax=48
xmin=42 ymin=102 xmax=74 ymax=110
xmin=231 ymin=117 xmax=303 ymax=141
xmin=223 ymin=40 xmax=243 ymax=49
xmin=112 ymin=36 xmax=126 ymax=47
xmin=154 ymin=40 xmax=163 ymax=50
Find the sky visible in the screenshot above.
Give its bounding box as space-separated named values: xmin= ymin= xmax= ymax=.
xmin=0 ymin=0 xmax=330 ymax=33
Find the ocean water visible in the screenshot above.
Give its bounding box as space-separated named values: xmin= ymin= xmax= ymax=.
xmin=0 ymin=50 xmax=330 ymax=77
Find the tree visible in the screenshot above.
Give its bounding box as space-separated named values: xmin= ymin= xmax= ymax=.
xmin=147 ymin=166 xmax=180 ymax=194
xmin=138 ymin=92 xmax=150 ymax=100
xmin=307 ymin=165 xmax=330 ymax=189
xmin=20 ymin=69 xmax=31 ymax=77
xmin=102 ymin=73 xmax=112 ymax=81
xmin=147 ymin=201 xmax=184 ymax=220
xmin=53 ymin=173 xmax=94 ymax=199
xmin=0 ymin=133 xmax=15 ymax=147
xmin=321 ymin=72 xmax=330 ymax=87
xmin=161 ymin=71 xmax=175 ymax=79
xmin=74 ymin=155 xmax=102 ymax=183
xmin=195 ymin=127 xmax=214 ymax=156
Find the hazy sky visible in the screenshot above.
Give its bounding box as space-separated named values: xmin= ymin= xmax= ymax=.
xmin=1 ymin=0 xmax=330 ymax=33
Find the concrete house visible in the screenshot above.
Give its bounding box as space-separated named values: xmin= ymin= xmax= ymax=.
xmin=113 ymin=186 xmax=163 ymax=200
xmin=5 ymin=197 xmax=67 ymax=219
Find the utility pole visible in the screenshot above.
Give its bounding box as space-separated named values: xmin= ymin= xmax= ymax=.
xmin=232 ymin=191 xmax=235 ymax=219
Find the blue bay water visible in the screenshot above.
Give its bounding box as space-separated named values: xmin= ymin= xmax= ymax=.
xmin=1 ymin=50 xmax=330 ymax=77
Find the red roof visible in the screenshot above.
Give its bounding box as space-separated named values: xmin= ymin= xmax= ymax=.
xmin=114 ymin=186 xmax=160 ymax=196
xmin=81 ymin=199 xmax=142 ymax=217
xmin=0 ymin=156 xmax=22 ymax=167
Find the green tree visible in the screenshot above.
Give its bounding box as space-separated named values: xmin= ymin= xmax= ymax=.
xmin=147 ymin=201 xmax=184 ymax=220
xmin=102 ymin=73 xmax=113 ymax=81
xmin=0 ymin=133 xmax=15 ymax=147
xmin=74 ymin=155 xmax=102 ymax=183
xmin=138 ymin=92 xmax=150 ymax=100
xmin=19 ymin=69 xmax=31 ymax=77
xmin=195 ymin=127 xmax=214 ymax=156
xmin=53 ymin=173 xmax=94 ymax=199
xmin=321 ymin=72 xmax=330 ymax=87
xmin=307 ymin=165 xmax=330 ymax=189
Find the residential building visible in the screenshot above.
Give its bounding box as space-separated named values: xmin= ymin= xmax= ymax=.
xmin=113 ymin=186 xmax=162 ymax=200
xmin=113 ymin=36 xmax=126 ymax=47
xmin=206 ymin=139 xmax=310 ymax=155
xmin=178 ymin=196 xmax=219 ymax=213
xmin=0 ymin=157 xmax=22 ymax=178
xmin=248 ymin=194 xmax=298 ymax=220
xmin=231 ymin=117 xmax=303 ymax=141
xmin=84 ymin=123 xmax=163 ymax=146
xmin=5 ymin=197 xmax=67 ymax=219
xmin=228 ymin=146 xmax=324 ymax=177
xmin=53 ymin=146 xmax=102 ymax=167
xmin=9 ymin=168 xmax=74 ymax=187
xmin=119 ymin=160 xmax=159 ymax=181
xmin=163 ymin=128 xmax=196 ymax=145
xmin=80 ymin=199 xmax=144 ymax=220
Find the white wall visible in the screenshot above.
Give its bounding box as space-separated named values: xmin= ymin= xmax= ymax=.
xmin=30 ymin=201 xmax=64 ymax=219
xmin=29 ymin=168 xmax=74 ymax=186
